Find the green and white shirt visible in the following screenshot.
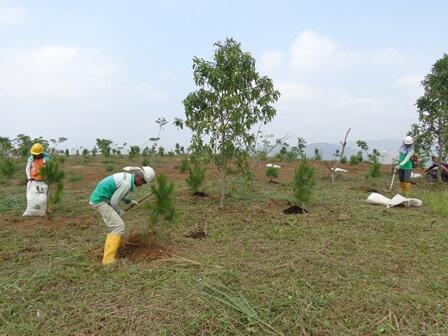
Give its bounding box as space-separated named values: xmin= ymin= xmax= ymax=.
xmin=89 ymin=172 xmax=135 ymax=212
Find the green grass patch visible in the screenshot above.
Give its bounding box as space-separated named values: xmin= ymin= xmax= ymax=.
xmin=422 ymin=189 xmax=448 ymax=216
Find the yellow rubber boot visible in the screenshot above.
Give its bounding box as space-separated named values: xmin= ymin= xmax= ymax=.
xmin=405 ymin=182 xmax=412 ymax=195
xmin=102 ymin=233 xmax=121 ymax=265
xmin=400 ymin=182 xmax=406 ymax=194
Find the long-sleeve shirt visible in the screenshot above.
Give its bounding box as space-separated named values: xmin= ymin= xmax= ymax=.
xmin=398 ymin=145 xmax=414 ymax=170
xmin=89 ymin=172 xmax=135 ymax=213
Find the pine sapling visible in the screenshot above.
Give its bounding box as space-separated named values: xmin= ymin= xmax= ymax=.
xmin=147 ymin=174 xmax=175 ymax=225
xmin=0 ymin=158 xmax=16 ymax=178
xmin=266 ymin=166 xmax=279 ymax=183
xmin=179 ymin=158 xmax=190 ymax=173
xmin=293 ymin=159 xmax=315 ymax=210
xmin=186 ymin=164 xmax=206 ymax=195
xmin=39 ymin=158 xmax=65 ymax=208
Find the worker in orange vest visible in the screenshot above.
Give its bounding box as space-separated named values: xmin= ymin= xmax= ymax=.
xmin=25 ymin=143 xmax=51 ymax=181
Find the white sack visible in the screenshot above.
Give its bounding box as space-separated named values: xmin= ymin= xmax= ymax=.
xmin=388 ymin=194 xmax=410 ymax=208
xmin=367 ymin=193 xmax=391 ymax=206
xmin=332 ymin=167 xmax=348 ymax=173
xmin=411 ymin=172 xmax=422 ymax=179
xmin=23 ymin=180 xmax=48 ymax=216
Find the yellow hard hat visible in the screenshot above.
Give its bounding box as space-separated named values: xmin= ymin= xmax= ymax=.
xmin=30 ymin=143 xmax=44 ymax=155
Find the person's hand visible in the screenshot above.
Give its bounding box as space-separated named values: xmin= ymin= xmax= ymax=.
xmin=130 ymin=200 xmax=138 ymax=206
xmin=117 ymin=209 xmax=125 ymax=217
xmin=395 ymin=165 xmax=400 ymax=170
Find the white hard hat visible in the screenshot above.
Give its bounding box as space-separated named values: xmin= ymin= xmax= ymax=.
xmin=142 ymin=166 xmax=155 ymax=182
xmin=404 ymin=136 xmax=413 ymax=145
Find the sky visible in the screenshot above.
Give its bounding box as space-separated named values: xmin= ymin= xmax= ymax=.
xmin=0 ymin=0 xmax=447 ymax=151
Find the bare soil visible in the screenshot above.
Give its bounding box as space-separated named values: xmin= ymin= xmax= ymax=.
xmin=117 ymin=232 xmax=170 ymax=262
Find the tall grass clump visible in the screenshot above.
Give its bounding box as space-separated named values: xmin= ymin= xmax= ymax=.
xmin=186 ymin=164 xmax=205 ymax=194
xmin=147 ymin=174 xmax=175 ymax=224
xmin=293 ymin=159 xmax=315 ymax=209
xmin=366 ymin=149 xmax=381 ymax=178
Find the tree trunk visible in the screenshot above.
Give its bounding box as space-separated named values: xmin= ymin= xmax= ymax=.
xmin=219 ymin=169 xmax=226 ymax=208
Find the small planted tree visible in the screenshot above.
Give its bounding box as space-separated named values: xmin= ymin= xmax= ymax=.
xmin=39 ymin=158 xmax=65 ymax=209
xmin=292 ymin=159 xmax=315 ymax=211
xmin=366 ymin=149 xmax=381 ymax=178
xmin=313 ymin=148 xmax=322 ymax=161
xmin=179 ymin=38 xmax=280 ymax=207
xmin=186 ymin=164 xmax=206 ymax=196
xmin=349 ymin=154 xmax=360 ymax=165
xmin=266 ymin=166 xmax=279 ymax=183
xmin=147 ymin=174 xmax=175 ymax=224
xmin=96 ymin=138 xmax=113 ymax=157
xmin=0 ymin=158 xmax=15 ymax=178
xmin=129 ymin=145 xmax=141 ymax=160
xmin=179 ymin=157 xmax=190 ymax=173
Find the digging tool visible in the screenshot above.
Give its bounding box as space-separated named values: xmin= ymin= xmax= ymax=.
xmin=389 ymin=169 xmax=396 ymax=190
xmin=125 ymin=192 xmax=152 ymax=211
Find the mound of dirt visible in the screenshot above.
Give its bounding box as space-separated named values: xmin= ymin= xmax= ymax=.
xmin=193 ymin=191 xmax=208 ymax=197
xmin=117 ymin=232 xmax=170 ymax=262
xmin=283 ymin=205 xmax=308 ymax=214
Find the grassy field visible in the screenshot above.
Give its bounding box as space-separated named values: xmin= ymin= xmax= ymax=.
xmin=1 ymin=156 xmax=447 ymax=335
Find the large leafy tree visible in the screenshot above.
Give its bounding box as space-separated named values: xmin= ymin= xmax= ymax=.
xmin=180 ymin=38 xmax=280 ymax=207
xmin=412 ymin=54 xmax=448 ymax=181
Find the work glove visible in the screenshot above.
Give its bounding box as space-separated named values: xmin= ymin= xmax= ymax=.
xmin=394 ymin=165 xmax=400 ymax=170
xmin=129 ymin=200 xmax=138 ymax=206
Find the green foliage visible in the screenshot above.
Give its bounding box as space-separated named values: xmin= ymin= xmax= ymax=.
xmin=340 ymin=156 xmax=347 ymax=164
xmin=158 ymin=146 xmax=165 ymax=156
xmin=82 ymin=148 xmax=89 ymax=156
xmin=0 ymin=137 xmax=13 ymax=158
xmin=293 ymin=159 xmax=316 ymax=208
xmin=57 ymin=156 xmax=66 ymax=164
xmin=0 ymin=158 xmax=16 ymax=177
xmin=179 ymin=158 xmax=190 ymax=173
xmin=64 ymin=149 xmax=69 ymax=157
xmin=186 ymin=164 xmax=206 ymax=194
xmin=313 ymin=148 xmax=322 ymax=161
xmin=129 ymin=145 xmax=140 ymax=159
xmin=366 ymin=149 xmax=381 ymax=178
xmin=349 ymin=154 xmax=360 ymax=165
xmin=96 ymin=138 xmax=113 ymax=157
xmin=67 ymin=172 xmax=83 ymax=183
xmin=91 ymin=146 xmax=98 ymax=156
xmin=412 ymin=54 xmax=448 ymax=181
xmin=148 ymin=174 xmax=175 ymax=224
xmin=266 ymin=166 xmax=279 ymax=182
xmin=181 ymin=38 xmax=280 ymax=207
xmin=39 ymin=159 xmax=65 ymax=205
xmin=141 ymin=157 xmax=150 ymax=166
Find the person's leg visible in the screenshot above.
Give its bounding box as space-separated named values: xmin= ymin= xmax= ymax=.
xmin=398 ymin=169 xmax=406 ymax=193
xmin=403 ymin=170 xmax=412 ymax=195
xmin=93 ymin=202 xmax=125 ymax=264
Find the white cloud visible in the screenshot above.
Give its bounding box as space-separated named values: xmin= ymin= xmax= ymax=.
xmin=0 ymin=46 xmax=118 ymax=100
xmin=0 ymin=1 xmax=26 ymax=25
xmin=259 ymin=49 xmax=285 ymax=73
xmin=288 ymin=30 xmax=359 ymax=74
xmin=371 ymin=48 xmax=407 ymax=66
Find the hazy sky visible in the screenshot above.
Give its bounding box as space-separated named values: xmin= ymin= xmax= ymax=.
xmin=0 ymin=0 xmax=446 ymax=150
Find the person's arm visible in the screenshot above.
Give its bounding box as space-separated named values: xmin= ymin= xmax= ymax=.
xmin=25 ymin=158 xmax=32 ymax=180
xmin=109 ymin=181 xmax=131 ymax=213
xmin=399 ymin=149 xmax=414 ymax=167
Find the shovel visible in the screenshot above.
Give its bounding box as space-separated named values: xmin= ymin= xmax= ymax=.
xmin=125 ymin=192 xmax=152 ymax=211
xmin=389 ymin=169 xmax=396 ymax=190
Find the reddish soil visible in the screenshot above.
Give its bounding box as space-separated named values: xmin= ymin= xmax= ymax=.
xmin=1 ymin=214 xmax=95 ymax=230
xmin=117 ymin=232 xmax=170 ymax=262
